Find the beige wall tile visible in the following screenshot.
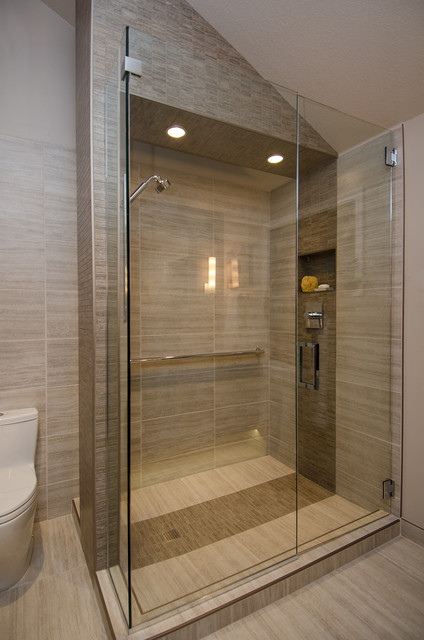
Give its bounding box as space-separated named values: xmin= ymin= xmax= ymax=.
xmin=0 ymin=189 xmax=45 ymax=290
xmin=47 ymin=385 xmax=79 ymax=437
xmin=215 ymin=438 xmax=268 ymax=467
xmin=142 ymin=448 xmax=215 ymax=487
xmin=47 ymin=339 xmax=79 ymax=388
xmin=213 ymin=181 xmax=270 ymax=225
xmin=47 ymin=432 xmax=79 ymax=485
xmin=336 ymin=426 xmax=391 ymax=497
xmin=141 ymin=368 xmax=214 ymax=420
xmin=36 ymin=434 xmax=47 ymax=487
xmin=46 ymin=291 xmax=79 ymax=338
xmin=141 ymin=293 xmax=214 ymax=335
xmin=44 ymin=145 xmax=76 ymax=198
xmin=215 ymin=363 xmax=269 ymax=409
xmin=215 ymin=402 xmax=270 ymax=445
xmin=140 ymin=200 xmax=214 ymax=257
xmin=46 ymin=241 xmax=78 ymax=291
xmin=47 ymin=477 xmax=80 ymax=519
xmin=336 ymin=380 xmax=390 ymax=441
xmin=142 ymin=410 xmax=215 ymax=463
xmin=337 ymin=336 xmax=390 ymax=390
xmin=45 ymin=194 xmax=78 ymax=244
xmin=0 ymin=340 xmax=45 ymax=390
xmin=0 ymin=135 xmax=43 ymax=189
xmin=337 ymin=288 xmax=391 ymax=340
xmin=0 ymin=290 xmax=45 ymax=340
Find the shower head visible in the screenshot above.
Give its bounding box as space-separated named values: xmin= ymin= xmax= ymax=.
xmin=130 ymin=175 xmax=171 ymax=202
xmin=155 ymin=177 xmax=171 ymax=193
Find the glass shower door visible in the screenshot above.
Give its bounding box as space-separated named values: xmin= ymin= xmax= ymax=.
xmin=296 ymin=94 xmax=396 ymax=550
xmin=105 ymin=28 xmax=132 ymax=626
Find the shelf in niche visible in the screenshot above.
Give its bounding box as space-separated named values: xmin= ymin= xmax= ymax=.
xmin=298 ymin=248 xmax=336 ymax=293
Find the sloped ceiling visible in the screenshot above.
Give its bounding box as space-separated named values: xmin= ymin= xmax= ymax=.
xmin=47 ymin=0 xmax=424 ymax=128
xmin=186 ymin=0 xmax=424 ymax=129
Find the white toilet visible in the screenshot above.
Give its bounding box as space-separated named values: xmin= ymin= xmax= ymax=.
xmin=0 ymin=408 xmax=38 ymax=591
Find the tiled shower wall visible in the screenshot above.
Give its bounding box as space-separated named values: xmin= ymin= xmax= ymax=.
xmin=269 ymin=181 xmax=297 ymax=470
xmin=130 ymin=151 xmax=271 ymax=487
xmin=0 ymin=134 xmax=79 ymax=521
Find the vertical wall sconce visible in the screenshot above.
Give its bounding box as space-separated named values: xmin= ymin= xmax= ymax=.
xmin=226 ymin=258 xmax=240 ymax=289
xmin=204 ymin=256 xmax=216 ymax=293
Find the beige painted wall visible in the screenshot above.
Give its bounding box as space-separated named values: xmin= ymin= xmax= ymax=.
xmin=0 ymin=0 xmax=75 ymax=149
xmin=403 ymin=112 xmax=424 ymax=531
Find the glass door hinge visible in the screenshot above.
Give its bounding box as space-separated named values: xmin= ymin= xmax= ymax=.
xmin=385 ymin=147 xmax=398 ymax=167
xmin=121 ymin=56 xmax=142 ymax=80
xmin=383 ymin=478 xmax=395 ymax=499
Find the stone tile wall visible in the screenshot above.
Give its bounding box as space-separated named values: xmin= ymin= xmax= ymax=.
xmin=0 ymin=134 xmax=79 ymax=521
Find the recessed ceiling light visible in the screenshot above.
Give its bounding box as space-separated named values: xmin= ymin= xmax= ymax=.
xmin=267 ymin=154 xmax=284 ymax=164
xmin=167 ymin=125 xmax=186 ymax=139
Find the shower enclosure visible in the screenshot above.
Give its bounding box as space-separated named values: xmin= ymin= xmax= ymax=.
xmin=105 ymin=26 xmax=399 ymax=630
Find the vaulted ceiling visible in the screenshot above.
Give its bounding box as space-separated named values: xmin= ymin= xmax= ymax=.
xmin=46 ymin=0 xmax=424 ymax=129
xmin=186 ymin=0 xmax=424 ymax=129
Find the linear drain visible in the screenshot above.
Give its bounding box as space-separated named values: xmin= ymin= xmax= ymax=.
xmin=162 ymin=528 xmax=181 ymax=542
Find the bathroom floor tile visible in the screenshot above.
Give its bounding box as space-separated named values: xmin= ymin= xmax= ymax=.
xmin=0 ymin=515 xmax=107 ymax=640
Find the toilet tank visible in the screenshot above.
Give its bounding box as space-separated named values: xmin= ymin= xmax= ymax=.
xmin=0 ymin=409 xmax=38 ymax=468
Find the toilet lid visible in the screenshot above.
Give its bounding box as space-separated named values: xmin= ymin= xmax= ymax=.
xmin=0 ymin=465 xmax=37 ymax=519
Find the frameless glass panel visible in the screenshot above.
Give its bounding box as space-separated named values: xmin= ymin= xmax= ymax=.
xmin=126 ymin=27 xmax=298 ymax=626
xmin=105 ymin=27 xmax=131 ymax=625
xmin=296 ymin=93 xmax=394 ymax=552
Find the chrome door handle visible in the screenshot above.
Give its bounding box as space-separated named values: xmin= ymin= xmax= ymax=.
xmin=298 ymin=342 xmax=319 ymax=390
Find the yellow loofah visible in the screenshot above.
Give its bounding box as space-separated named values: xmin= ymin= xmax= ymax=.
xmin=301 ymin=276 xmax=318 ymax=292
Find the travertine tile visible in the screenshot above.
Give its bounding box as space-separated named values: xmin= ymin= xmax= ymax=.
xmin=0 ymin=289 xmax=45 ymax=340
xmin=215 ymin=438 xmax=268 ymax=467
xmin=0 ymin=340 xmax=45 ymax=390
xmin=141 ymin=368 xmax=214 ymax=420
xmin=215 ymin=363 xmax=269 ymax=409
xmin=46 ymin=290 xmax=79 ymax=338
xmin=336 ymin=380 xmax=391 ymax=441
xmin=47 ymin=478 xmax=79 ymax=519
xmin=0 ymin=135 xmax=43 ymax=190
xmin=45 ymin=193 xmax=78 ymax=244
xmin=142 ymin=410 xmax=214 ymax=463
xmin=215 ymin=402 xmax=269 ymax=445
xmin=47 ymin=339 xmax=79 ymax=388
xmin=337 ymin=288 xmax=391 ymax=339
xmin=47 ymin=431 xmax=79 ymax=484
xmin=47 ymin=385 xmax=80 ymax=437
xmin=46 ymin=241 xmax=78 ymax=291
xmin=337 ymin=336 xmax=390 ymax=390
xmin=44 ymin=145 xmax=77 ymax=198
xmin=142 ymin=448 xmax=215 ymax=487
xmin=0 ymin=189 xmax=45 ymax=290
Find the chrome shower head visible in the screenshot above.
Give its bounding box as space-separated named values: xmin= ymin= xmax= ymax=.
xmin=155 ymin=177 xmax=171 ymax=193
xmin=130 ymin=175 xmax=171 ymax=202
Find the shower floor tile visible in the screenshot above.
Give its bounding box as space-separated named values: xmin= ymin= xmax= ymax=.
xmin=127 ymin=457 xmax=386 ymax=616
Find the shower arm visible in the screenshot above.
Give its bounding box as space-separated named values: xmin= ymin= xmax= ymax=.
xmin=129 ymin=175 xmax=160 ymax=202
xmin=130 ymin=174 xmax=171 ymax=202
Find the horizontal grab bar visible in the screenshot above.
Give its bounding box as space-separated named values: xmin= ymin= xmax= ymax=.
xmin=130 ymin=347 xmax=265 ymax=364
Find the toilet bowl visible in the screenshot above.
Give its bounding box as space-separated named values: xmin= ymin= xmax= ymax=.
xmin=0 ymin=408 xmax=38 ymax=591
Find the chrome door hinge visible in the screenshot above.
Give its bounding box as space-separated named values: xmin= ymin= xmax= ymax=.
xmin=121 ymin=56 xmax=142 ymax=80
xmin=385 ymin=147 xmax=398 ymax=167
xmin=382 ymin=478 xmax=395 ymax=499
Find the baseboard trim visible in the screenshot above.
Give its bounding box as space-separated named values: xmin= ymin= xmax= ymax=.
xmin=401 ymin=518 xmax=424 ymax=546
